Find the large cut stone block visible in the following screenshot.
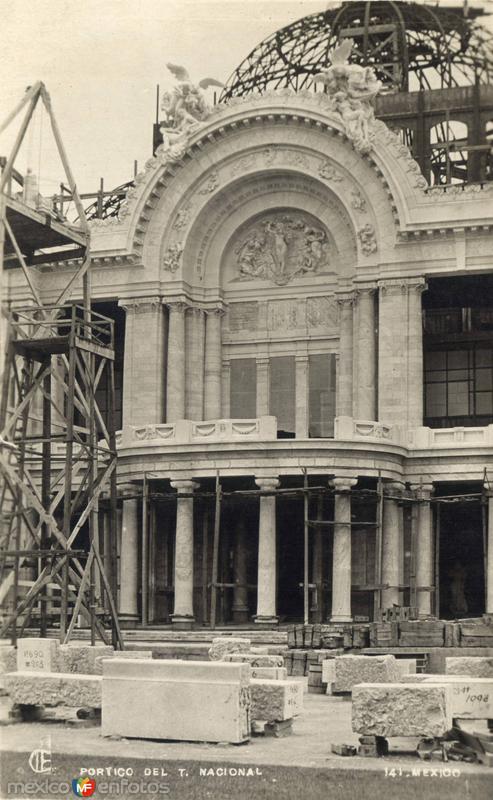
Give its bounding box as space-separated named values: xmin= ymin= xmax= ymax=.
xmin=423 ymin=675 xmax=493 ymax=720
xmin=224 ymin=654 xmax=284 ymax=668
xmin=208 ymin=637 xmax=251 ymax=661
xmin=94 ymin=650 xmax=152 ymax=674
xmin=333 ymin=654 xmax=401 ymax=692
xmin=58 ymin=644 xmax=114 ymax=675
xmin=395 ymin=659 xmax=417 ymax=676
xmin=352 ymin=683 xmax=451 ymax=737
xmin=250 ymin=679 xmax=303 ymax=722
xmin=17 ymin=638 xmax=59 ymax=672
xmin=250 ymin=667 xmax=287 ymax=680
xmin=102 ymin=659 xmax=250 ymax=744
xmin=446 ymin=656 xmax=493 ymax=678
xmin=4 ymin=672 xmax=102 ymax=708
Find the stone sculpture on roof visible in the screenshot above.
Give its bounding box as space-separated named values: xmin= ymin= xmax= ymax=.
xmin=314 ymin=38 xmax=382 ymax=154
xmin=159 ymin=63 xmax=224 ymax=158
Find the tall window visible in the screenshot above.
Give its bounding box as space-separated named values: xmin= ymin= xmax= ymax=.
xmin=309 ymin=354 xmax=336 ymax=438
xmin=230 ymin=359 xmax=256 ymax=418
xmin=269 ymin=356 xmax=295 ymax=438
xmin=424 ymin=345 xmax=493 ymax=427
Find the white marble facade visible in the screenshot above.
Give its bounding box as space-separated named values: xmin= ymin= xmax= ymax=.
xmin=7 ymin=90 xmax=493 ymax=625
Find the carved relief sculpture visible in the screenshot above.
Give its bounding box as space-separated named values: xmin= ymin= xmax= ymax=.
xmin=314 ymin=39 xmax=382 ymax=154
xmin=162 ymin=243 xmax=183 ymax=272
xmin=234 ymin=213 xmax=331 ymax=286
xmin=357 ymin=223 xmax=377 ymax=255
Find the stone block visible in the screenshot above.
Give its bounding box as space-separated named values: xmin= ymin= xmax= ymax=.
xmin=446 ymin=656 xmax=493 ymax=678
xmin=94 ymin=650 xmax=152 ymax=674
xmin=17 ymin=638 xmax=59 ymax=672
xmin=398 ymin=674 xmax=430 ymax=683
xmin=0 ymin=645 xmax=16 ymax=695
xmin=208 ymin=637 xmax=251 ymax=661
xmin=422 ymin=675 xmax=493 ymax=719
xmin=5 ymin=672 xmax=102 ymax=708
xmin=333 ymin=654 xmax=401 ymax=693
xmin=352 ymin=683 xmax=451 ymax=737
xmin=321 ymin=659 xmax=336 ymax=686
xmin=395 ymin=659 xmax=417 ymax=676
xmin=58 ymin=644 xmax=114 ymax=675
xmin=250 ymin=678 xmax=303 ymax=722
xmin=225 ymin=654 xmax=284 ymax=668
xmin=102 ymin=659 xmax=250 ymax=744
xmin=250 ymin=667 xmax=287 ymax=680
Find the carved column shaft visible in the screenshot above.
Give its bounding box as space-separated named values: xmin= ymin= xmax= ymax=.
xmin=171 ymin=480 xmax=198 ymax=627
xmin=413 ymin=484 xmax=434 ymax=617
xmin=295 ymin=355 xmax=309 ymax=438
xmin=407 ymin=281 xmax=427 ymax=428
xmin=355 ymin=287 xmax=377 ymax=420
xmin=221 ymin=359 xmax=231 ymax=418
xmin=185 ymin=307 xmax=206 ymax=420
xmin=330 ymin=477 xmax=357 ymax=622
xmin=119 ymin=298 xmax=166 ymax=427
xmin=119 ymin=493 xmax=139 ymax=621
xmin=381 ymin=482 xmax=404 ymax=608
xmin=256 ymin=358 xmax=270 ymax=417
xmin=336 ymin=295 xmax=354 ymax=418
xmin=204 ymin=309 xmax=223 ymax=420
xmin=255 ymin=477 xmax=279 ymax=624
xmin=166 ymin=302 xmax=186 ymax=422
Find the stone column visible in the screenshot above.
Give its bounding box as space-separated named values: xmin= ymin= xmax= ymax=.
xmin=185 ymin=307 xmax=206 ymax=420
xmin=119 ymin=489 xmax=139 ymax=623
xmin=336 ymin=293 xmax=354 ymax=418
xmin=355 ymin=287 xmax=377 ymax=420
xmin=254 ymin=477 xmax=279 ymax=624
xmin=204 ymin=308 xmax=223 ymax=420
xmin=232 ymin=517 xmax=249 ymax=623
xmin=486 ymin=488 xmax=493 ymax=614
xmin=295 ymin=355 xmax=309 ymax=438
xmin=378 ymin=278 xmax=426 ymax=429
xmin=221 ymin=359 xmax=230 ymax=418
xmin=256 ymin=358 xmax=270 ymax=417
xmin=381 ymin=482 xmax=404 ymax=608
xmin=165 ymin=302 xmax=187 ymax=422
xmin=170 ymin=479 xmax=198 ymax=628
xmin=407 ymin=280 xmax=427 ymax=428
xmin=330 ymin=477 xmax=357 ymax=622
xmin=119 ymin=298 xmax=166 ymax=427
xmin=413 ymin=483 xmax=434 ymax=617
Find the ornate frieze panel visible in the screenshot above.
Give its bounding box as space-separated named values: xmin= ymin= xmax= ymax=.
xmin=266 ymin=300 xmax=300 ymax=330
xmin=227 ymin=302 xmax=259 ymax=332
xmin=232 ymin=211 xmax=332 ymax=286
xmin=306 ymin=296 xmax=339 ymax=329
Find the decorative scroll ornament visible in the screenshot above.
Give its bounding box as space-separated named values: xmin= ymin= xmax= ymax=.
xmin=158 ymin=63 xmax=224 ymax=160
xmin=358 ymin=223 xmax=377 ymax=255
xmin=234 ymin=214 xmax=330 ymax=286
xmin=162 ymin=243 xmax=183 ymax=272
xmin=314 ymin=39 xmax=382 ymax=154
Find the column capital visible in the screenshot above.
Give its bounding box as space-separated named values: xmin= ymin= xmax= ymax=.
xmin=330 ymin=476 xmax=358 ymax=492
xmin=335 ymin=291 xmax=355 ymax=308
xmin=186 ymin=305 xmax=206 ymax=319
xmin=204 ymin=306 xmax=226 ymax=318
xmin=256 ymin=357 xmax=270 ymax=367
xmin=118 ymin=483 xmax=138 ymax=498
xmin=255 ymin=477 xmax=280 ymax=491
xmin=118 ymin=297 xmax=161 ymax=314
xmin=410 ymin=482 xmax=434 ymax=500
xmin=170 ymin=480 xmax=200 ymax=492
xmin=384 ymin=481 xmax=405 ymax=497
xmin=165 ymin=300 xmax=189 ymax=314
xmin=353 ymin=283 xmax=377 ymax=299
xmin=377 ymin=277 xmax=427 ymax=296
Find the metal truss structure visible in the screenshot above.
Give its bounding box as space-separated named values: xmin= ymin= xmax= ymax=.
xmin=0 ymin=83 xmax=122 ymax=648
xmin=221 ymin=1 xmax=493 ymax=98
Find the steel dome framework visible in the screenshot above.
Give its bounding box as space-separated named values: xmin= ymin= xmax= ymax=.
xmin=221 ymin=1 xmax=493 ymax=99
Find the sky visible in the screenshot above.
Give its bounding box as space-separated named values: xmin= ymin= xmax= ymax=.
xmin=1 ymin=0 xmax=492 ymax=199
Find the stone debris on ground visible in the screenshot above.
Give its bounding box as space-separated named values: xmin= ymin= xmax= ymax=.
xmin=352 ymin=683 xmax=451 ymax=738
xmin=208 ymin=637 xmax=251 ymax=661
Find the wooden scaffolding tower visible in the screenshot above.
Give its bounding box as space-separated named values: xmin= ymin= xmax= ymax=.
xmin=0 ymin=82 xmax=122 ymax=648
